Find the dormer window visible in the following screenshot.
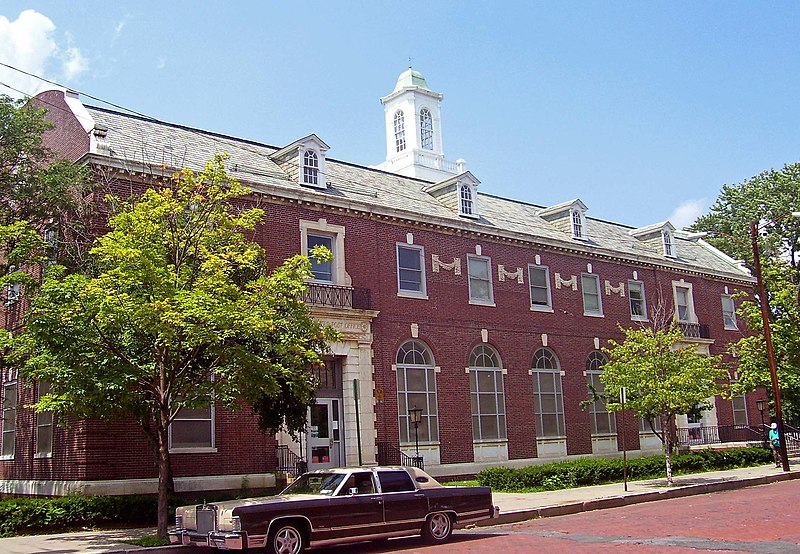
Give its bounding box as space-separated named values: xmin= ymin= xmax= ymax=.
xmin=571 ymin=208 xmax=586 ymax=239
xmin=420 ymin=108 xmax=433 ymax=150
xmin=663 ymin=229 xmax=675 ymax=257
xmin=303 ymin=150 xmax=319 ymax=186
xmin=394 ymin=110 xmax=406 ymax=152
xmin=460 ymin=183 xmax=474 ymax=216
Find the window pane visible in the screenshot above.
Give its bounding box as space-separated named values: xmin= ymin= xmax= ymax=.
xmin=469 ymin=258 xmax=489 ymax=279
xmin=171 ymin=421 xmax=212 ymax=448
xmin=478 ymin=393 xmax=497 ymax=414
xmin=406 ymin=368 xmax=427 ymax=391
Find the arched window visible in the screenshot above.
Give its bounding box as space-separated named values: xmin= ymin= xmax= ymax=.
xmin=460 ymin=184 xmax=474 ymax=216
xmin=531 ymin=348 xmax=565 ymax=438
xmin=303 ymin=150 xmax=319 ymax=186
xmin=586 ymin=351 xmax=616 ymax=436
xmin=419 ymin=108 xmax=433 ymax=150
xmin=393 ymin=110 xmax=406 ymax=152
xmin=396 ymin=340 xmax=438 ymax=445
xmin=662 ymin=229 xmax=675 ymax=257
xmin=469 ymin=345 xmax=506 ymax=441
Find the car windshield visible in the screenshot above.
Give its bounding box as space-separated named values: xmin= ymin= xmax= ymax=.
xmin=281 ymin=472 xmax=346 ymax=496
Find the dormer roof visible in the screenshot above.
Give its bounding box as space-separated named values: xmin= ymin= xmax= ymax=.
xmin=269 ymin=134 xmax=330 ymax=163
xmin=538 ymin=198 xmax=587 ymax=220
xmin=629 ymin=220 xmax=675 ymax=239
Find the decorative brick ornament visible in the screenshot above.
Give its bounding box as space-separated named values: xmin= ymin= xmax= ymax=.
xmin=555 ymin=273 xmax=577 ymax=291
xmin=605 ymin=281 xmax=625 ymax=296
xmin=498 ymin=265 xmax=524 ymax=284
xmin=432 ymin=254 xmax=462 ymax=275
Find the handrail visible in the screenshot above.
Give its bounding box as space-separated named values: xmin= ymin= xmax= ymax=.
xmin=303 ymin=283 xmax=372 ymax=310
xmin=276 ymin=444 xmax=307 ymax=476
xmin=676 ymin=424 xmax=763 ymax=445
xmin=376 ymin=442 xmax=424 ymax=470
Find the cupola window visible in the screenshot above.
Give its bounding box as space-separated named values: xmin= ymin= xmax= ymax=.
xmin=663 ymin=229 xmax=675 ymax=257
xmin=571 ymin=208 xmax=585 ymax=239
xmin=393 ymin=110 xmax=406 ymax=152
xmin=303 ymin=150 xmax=319 ymax=186
xmin=420 ymin=108 xmax=433 ymax=150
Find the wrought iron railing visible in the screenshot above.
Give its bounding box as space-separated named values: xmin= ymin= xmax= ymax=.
xmin=677 ymin=322 xmax=711 ymax=339
xmin=676 ymin=424 xmax=763 ymax=446
xmin=303 ymin=283 xmax=372 ymax=310
xmin=276 ymin=445 xmax=307 ymax=476
xmin=376 ymin=442 xmax=424 ymax=470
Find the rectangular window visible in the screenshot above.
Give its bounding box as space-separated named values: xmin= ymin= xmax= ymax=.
xmin=467 ymin=255 xmax=494 ymax=304
xmin=396 ymin=367 xmax=438 ymax=445
xmin=722 ymin=295 xmax=737 ymax=330
xmin=674 ymin=284 xmax=694 ymax=322
xmin=35 ymin=382 xmax=53 ymax=458
xmin=732 ymin=393 xmax=748 ymax=426
xmin=639 ymin=417 xmax=662 ymax=434
xmin=396 ymin=244 xmax=426 ymax=296
xmin=628 ymin=280 xmax=647 ymax=320
xmin=307 ymin=233 xmax=334 ymax=282
xmin=532 ymin=370 xmax=565 ymax=438
xmin=469 ymin=369 xmax=507 ymax=441
xmin=587 ymin=373 xmax=616 ymax=435
xmin=581 ymin=274 xmax=603 ymax=316
xmin=1 ymin=379 xmax=17 ymax=459
xmin=170 ymin=399 xmax=214 ymax=450
xmin=528 ymin=265 xmax=552 ymax=311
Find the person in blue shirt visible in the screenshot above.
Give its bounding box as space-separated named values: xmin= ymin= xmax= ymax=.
xmin=769 ymin=422 xmax=781 ymax=468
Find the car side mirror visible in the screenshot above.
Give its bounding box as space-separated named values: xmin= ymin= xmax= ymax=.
xmin=349 ymin=487 xmax=358 ymax=496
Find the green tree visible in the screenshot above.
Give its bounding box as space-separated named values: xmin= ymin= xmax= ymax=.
xmin=0 ymin=94 xmax=92 ymax=297
xmin=7 ymin=155 xmax=339 ymax=537
xmin=601 ymin=323 xmax=729 ymax=485
xmin=690 ymin=163 xmax=800 ymax=422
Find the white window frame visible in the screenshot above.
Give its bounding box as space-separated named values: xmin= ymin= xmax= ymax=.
xmin=672 ymin=281 xmax=696 ymax=323
xmin=531 ymin=348 xmax=565 ymax=438
xmin=394 ymin=110 xmax=406 ymax=152
xmin=571 ymin=208 xmax=586 ymax=239
xmin=299 ymin=219 xmax=350 ymax=286
xmin=169 ymin=396 xmax=216 ymax=453
xmin=35 ymin=381 xmax=54 ymax=458
xmin=528 ymin=264 xmax=553 ymax=312
xmin=460 ymin=184 xmax=475 ymax=217
xmin=1 ymin=377 xmax=17 ymax=459
xmin=586 ymin=352 xmax=616 ymax=436
xmin=396 ymin=243 xmax=427 ymax=298
xmin=306 ymin=232 xmax=335 ymax=283
xmin=731 ymin=390 xmax=748 ymax=426
xmin=722 ymin=294 xmax=737 ymax=330
xmin=581 ymin=273 xmax=603 ymax=317
xmin=302 ymin=149 xmax=320 ymax=187
xmin=396 ymin=340 xmax=439 ymax=446
xmin=5 ymin=265 xmax=20 ymax=305
xmin=467 ymin=254 xmax=494 ymax=306
xmin=663 ymin=229 xmax=675 ymax=257
xmin=419 ymin=108 xmax=433 ymax=150
xmin=469 ymin=345 xmax=507 ymax=442
xmin=628 ymin=279 xmax=648 ymax=321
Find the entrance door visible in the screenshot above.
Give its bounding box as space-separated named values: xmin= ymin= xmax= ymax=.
xmin=308 ymin=399 xmax=342 ymax=470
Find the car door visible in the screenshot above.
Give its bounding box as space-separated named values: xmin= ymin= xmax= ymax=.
xmin=377 ymin=469 xmax=429 ymax=533
xmin=324 ymin=471 xmax=385 ymax=539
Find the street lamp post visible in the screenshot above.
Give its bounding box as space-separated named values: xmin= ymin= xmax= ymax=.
xmin=750 ymin=221 xmax=791 ymax=471
xmin=756 ymin=398 xmax=767 ymax=447
xmin=409 ymin=406 xmax=423 ymax=468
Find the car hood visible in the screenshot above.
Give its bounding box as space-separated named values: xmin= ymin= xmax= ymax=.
xmin=176 ymin=494 xmax=327 ymax=532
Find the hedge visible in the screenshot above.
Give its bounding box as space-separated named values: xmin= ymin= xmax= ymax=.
xmin=0 ymin=495 xmax=157 ymax=538
xmin=476 ymin=447 xmax=774 ymax=492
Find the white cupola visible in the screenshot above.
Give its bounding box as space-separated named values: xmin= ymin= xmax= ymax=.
xmin=376 ymin=67 xmax=465 ymax=182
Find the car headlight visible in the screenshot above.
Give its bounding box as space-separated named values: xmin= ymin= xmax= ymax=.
xmin=175 ymin=514 xmax=184 ymax=530
xmin=231 ymin=516 xmax=242 ymax=533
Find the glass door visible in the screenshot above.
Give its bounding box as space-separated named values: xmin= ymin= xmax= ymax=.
xmin=308 ymin=399 xmax=341 ymax=470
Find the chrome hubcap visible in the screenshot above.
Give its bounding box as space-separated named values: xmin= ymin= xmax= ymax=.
xmin=274 ymin=527 xmax=301 ymax=554
xmin=430 ymin=513 xmax=450 ymax=539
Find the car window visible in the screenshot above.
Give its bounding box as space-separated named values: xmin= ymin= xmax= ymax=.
xmin=377 ymin=470 xmax=416 ymax=493
xmin=282 ymin=472 xmax=346 ymax=496
xmin=337 ymin=472 xmax=375 ymax=495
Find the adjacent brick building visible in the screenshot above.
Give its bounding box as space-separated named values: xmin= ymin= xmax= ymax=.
xmin=0 ymin=69 xmax=757 ymax=495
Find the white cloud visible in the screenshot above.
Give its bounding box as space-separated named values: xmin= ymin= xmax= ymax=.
xmin=156 ymin=57 xmax=166 ymax=70
xmin=669 ymin=198 xmax=708 ymax=230
xmin=111 ymin=19 xmax=126 ymax=47
xmin=0 ymin=9 xmax=89 ymax=98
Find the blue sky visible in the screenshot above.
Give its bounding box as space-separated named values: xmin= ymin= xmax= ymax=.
xmin=2 ymin=2 xmax=799 ymax=229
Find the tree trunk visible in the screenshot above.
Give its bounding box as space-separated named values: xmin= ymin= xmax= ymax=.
xmin=663 ymin=414 xmax=674 ymax=486
xmin=156 ymin=409 xmax=173 ymax=538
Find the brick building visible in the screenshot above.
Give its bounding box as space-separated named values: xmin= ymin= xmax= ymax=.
xmin=1 ymin=69 xmax=757 ymax=495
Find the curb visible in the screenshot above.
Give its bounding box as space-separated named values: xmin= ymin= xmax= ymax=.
xmin=485 ymin=470 xmax=800 ymax=526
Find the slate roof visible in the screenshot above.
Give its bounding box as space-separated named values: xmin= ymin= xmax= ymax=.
xmin=84 ymin=105 xmax=752 ymax=283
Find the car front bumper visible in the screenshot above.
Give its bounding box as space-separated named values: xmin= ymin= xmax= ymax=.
xmin=169 ymin=529 xmax=246 ymax=550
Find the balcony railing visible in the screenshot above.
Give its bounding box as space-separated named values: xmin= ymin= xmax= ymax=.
xmin=676 ymin=424 xmax=763 ymax=446
xmin=304 ymin=283 xmax=372 ymax=310
xmin=276 ymin=444 xmax=307 ymax=476
xmin=677 ymin=321 xmax=710 ymax=339
xmin=376 ymin=442 xmax=424 ymax=470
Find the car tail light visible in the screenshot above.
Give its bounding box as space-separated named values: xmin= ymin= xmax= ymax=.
xmin=231 ymin=516 xmax=242 ymax=533
xmin=175 ymin=514 xmax=184 ymax=530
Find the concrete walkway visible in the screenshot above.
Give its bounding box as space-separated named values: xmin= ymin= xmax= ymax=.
xmin=2 ymin=464 xmax=797 ymax=554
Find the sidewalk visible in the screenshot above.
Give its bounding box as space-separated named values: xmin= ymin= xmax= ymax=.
xmin=1 ymin=464 xmax=797 ymax=554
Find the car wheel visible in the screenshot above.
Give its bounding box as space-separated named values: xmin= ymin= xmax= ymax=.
xmin=421 ymin=511 xmax=453 ymax=544
xmin=268 ymin=523 xmax=306 ymax=554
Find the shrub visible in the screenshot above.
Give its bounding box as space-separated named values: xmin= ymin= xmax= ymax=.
xmin=476 ymin=447 xmax=773 ymax=492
